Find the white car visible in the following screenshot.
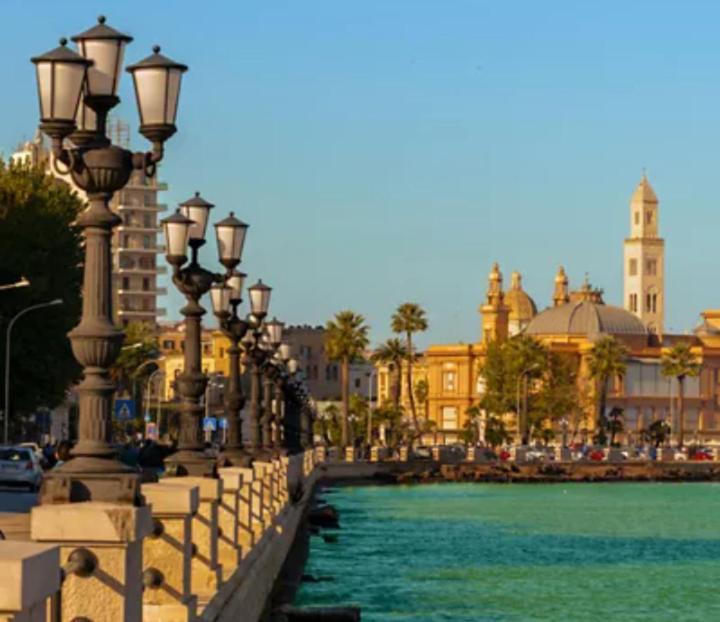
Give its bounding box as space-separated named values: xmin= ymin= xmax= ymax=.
xmin=0 ymin=446 xmax=43 ymax=491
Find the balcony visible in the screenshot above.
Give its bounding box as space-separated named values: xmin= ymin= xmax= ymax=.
xmin=118 ymin=244 xmax=166 ymax=254
xmin=118 ymin=307 xmax=167 ymax=318
xmin=115 ymin=265 xmax=168 ymax=276
xmin=116 ymin=202 xmax=168 ymax=213
xmin=117 ymin=224 xmax=160 ymax=234
xmin=118 ymin=287 xmax=168 ymax=296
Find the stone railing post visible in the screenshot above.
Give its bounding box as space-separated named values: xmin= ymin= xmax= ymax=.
xmin=315 ymin=446 xmax=326 ymax=464
xmin=217 ymin=468 xmax=245 ymax=579
xmin=432 ymin=446 xmax=441 ymax=462
xmin=0 ymin=541 xmax=59 ymax=622
xmin=253 ymin=462 xmax=275 ymax=527
xmin=399 ymin=446 xmax=409 ymax=462
xmin=141 ymin=482 xmax=200 ymax=622
xmin=31 ymin=502 xmax=152 ymax=622
xmin=345 ymin=446 xmax=355 ymax=463
xmin=233 ymin=467 xmax=259 ymax=553
xmin=161 ymin=477 xmax=223 ymax=608
xmin=466 ymin=446 xmax=476 ymax=462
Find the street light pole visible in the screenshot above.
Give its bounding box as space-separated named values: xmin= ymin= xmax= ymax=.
xmin=32 ymin=16 xmax=188 ymax=504
xmin=3 ymin=299 xmax=63 ymax=444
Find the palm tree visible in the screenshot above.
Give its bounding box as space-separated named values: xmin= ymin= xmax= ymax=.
xmin=325 ymin=310 xmax=370 ymax=447
xmin=587 ymin=336 xmax=628 ymax=445
xmin=661 ymin=342 xmax=700 ymax=448
xmin=371 ymin=338 xmax=407 ymax=410
xmin=391 ymin=303 xmax=428 ymax=431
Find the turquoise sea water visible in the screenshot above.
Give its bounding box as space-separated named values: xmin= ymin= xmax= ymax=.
xmin=295 ymin=483 xmax=720 ymax=621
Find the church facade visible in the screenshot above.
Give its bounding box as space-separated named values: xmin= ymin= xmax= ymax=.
xmin=376 ymin=176 xmax=720 ymax=445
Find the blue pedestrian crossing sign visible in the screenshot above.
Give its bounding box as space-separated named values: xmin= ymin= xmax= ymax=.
xmin=203 ymin=416 xmax=217 ymax=432
xmin=218 ymin=417 xmax=228 ymax=430
xmin=115 ymin=399 xmax=135 ymax=421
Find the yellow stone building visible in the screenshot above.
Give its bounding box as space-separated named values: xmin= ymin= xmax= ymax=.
xmin=376 ymin=176 xmax=720 ymax=445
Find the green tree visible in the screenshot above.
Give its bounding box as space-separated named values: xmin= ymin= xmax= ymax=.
xmin=325 ymin=310 xmax=370 ymax=447
xmin=588 ymin=336 xmax=628 ymax=445
xmin=533 ymin=353 xmax=579 ymax=438
xmin=0 ymin=160 xmax=84 ymax=433
xmin=371 ymin=338 xmax=407 ymax=409
xmin=661 ymin=342 xmax=701 ymax=448
xmin=485 ymin=414 xmax=511 ymax=449
xmin=111 ymin=321 xmax=160 ymax=412
xmin=607 ymin=407 xmax=625 ymax=446
xmin=463 ymin=405 xmax=483 ymax=445
xmin=642 ymin=419 xmax=671 ymax=448
xmin=414 ymin=378 xmax=429 ymax=422
xmin=391 ymin=302 xmax=428 ymax=431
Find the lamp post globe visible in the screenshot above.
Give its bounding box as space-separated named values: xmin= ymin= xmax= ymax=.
xmin=248 ymin=279 xmax=271 ymax=321
xmin=179 ymin=192 xmax=214 ymax=248
xmin=214 ymin=212 xmax=249 ymax=270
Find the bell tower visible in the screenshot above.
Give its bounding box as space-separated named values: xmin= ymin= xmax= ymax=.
xmin=623 ymin=174 xmax=665 ymax=334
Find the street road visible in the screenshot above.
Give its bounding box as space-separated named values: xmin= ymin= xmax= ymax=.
xmin=0 ymin=487 xmax=37 ymax=512
xmin=0 ymin=488 xmax=37 ymax=540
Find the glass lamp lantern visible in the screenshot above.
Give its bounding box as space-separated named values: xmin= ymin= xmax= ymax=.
xmin=31 ymin=39 xmax=92 ymax=139
xmin=264 ymin=317 xmax=284 ymax=347
xmin=161 ymin=208 xmax=194 ymax=264
xmin=226 ymin=271 xmax=246 ymax=304
xmin=179 ymin=192 xmax=214 ymax=246
xmin=248 ymin=280 xmax=271 ymax=320
xmin=278 ymin=343 xmax=291 ymax=362
xmin=126 ymin=45 xmax=188 ymax=144
xmin=210 ymin=284 xmax=233 ymax=317
xmin=288 ymin=359 xmax=299 ymax=374
xmin=214 ymin=212 xmax=249 ymax=270
xmin=71 ymin=16 xmax=133 ymax=105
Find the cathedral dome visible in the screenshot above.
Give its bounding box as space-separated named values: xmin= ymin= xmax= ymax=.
xmin=524 ymin=300 xmax=647 ymax=337
xmin=505 ymin=272 xmax=537 ymax=323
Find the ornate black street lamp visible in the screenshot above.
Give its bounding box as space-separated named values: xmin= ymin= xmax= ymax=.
xmin=261 ymin=318 xmax=284 ymax=451
xmin=210 ymin=215 xmax=251 ymax=466
xmin=240 ymin=281 xmax=272 ymax=455
xmin=32 ymin=16 xmax=187 ymax=504
xmin=161 ymin=194 xmax=245 ymax=475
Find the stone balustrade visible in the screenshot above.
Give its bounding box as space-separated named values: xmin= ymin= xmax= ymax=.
xmin=0 ymin=449 xmax=318 ymax=622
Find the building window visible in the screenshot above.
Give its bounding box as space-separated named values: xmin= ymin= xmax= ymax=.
xmin=122 ymin=277 xmax=130 ymax=290
xmin=162 ymin=340 xmax=174 ymax=350
xmin=646 ymin=211 xmax=653 ymax=225
xmin=634 ymin=212 xmax=640 ymax=225
xmin=629 ymin=259 xmax=637 ymax=276
xmin=651 ymin=293 xmax=658 ymax=313
xmin=354 ymin=378 xmax=361 ymax=389
xmin=443 ymin=371 xmax=456 ymax=392
xmin=646 ymin=259 xmax=657 ymax=276
xmin=142 ymin=278 xmax=150 ymax=291
xmin=629 ymin=293 xmax=638 ymax=313
xmin=441 ymin=406 xmax=458 ymax=430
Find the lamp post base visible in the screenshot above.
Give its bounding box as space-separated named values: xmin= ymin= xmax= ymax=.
xmin=165 ymin=449 xmax=217 ymax=477
xmin=40 ymin=458 xmax=142 ymax=505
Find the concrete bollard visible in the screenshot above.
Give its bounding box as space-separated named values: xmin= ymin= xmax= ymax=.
xmin=141 ymin=482 xmax=200 ymax=622
xmin=31 ymin=502 xmax=152 ymax=622
xmin=161 ymin=477 xmax=223 ymax=607
xmin=344 ymin=446 xmax=356 ymax=463
xmin=217 ymin=468 xmax=246 ymax=580
xmin=0 ymin=541 xmax=60 ymax=622
xmin=232 ymin=467 xmax=260 ymax=553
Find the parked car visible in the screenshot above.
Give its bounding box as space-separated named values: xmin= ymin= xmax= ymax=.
xmin=691 ymin=448 xmax=713 ymax=461
xmin=413 ymin=446 xmax=432 ymax=459
xmin=0 ymin=446 xmax=43 ymax=491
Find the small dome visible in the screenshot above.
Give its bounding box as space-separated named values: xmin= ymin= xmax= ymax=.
xmin=505 ymin=272 xmax=537 ymax=323
xmin=525 ymin=300 xmax=647 ymax=337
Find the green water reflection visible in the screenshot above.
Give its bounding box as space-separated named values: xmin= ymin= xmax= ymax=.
xmin=295 ymin=483 xmax=720 ymax=621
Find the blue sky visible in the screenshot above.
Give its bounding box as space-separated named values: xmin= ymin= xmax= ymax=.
xmin=2 ymin=1 xmax=720 ymax=347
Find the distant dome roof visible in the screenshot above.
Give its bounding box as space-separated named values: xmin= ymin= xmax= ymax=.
xmin=505 ymin=272 xmax=537 ymax=322
xmin=525 ymin=300 xmax=647 ymax=337
xmin=694 ymin=320 xmax=720 ymax=337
